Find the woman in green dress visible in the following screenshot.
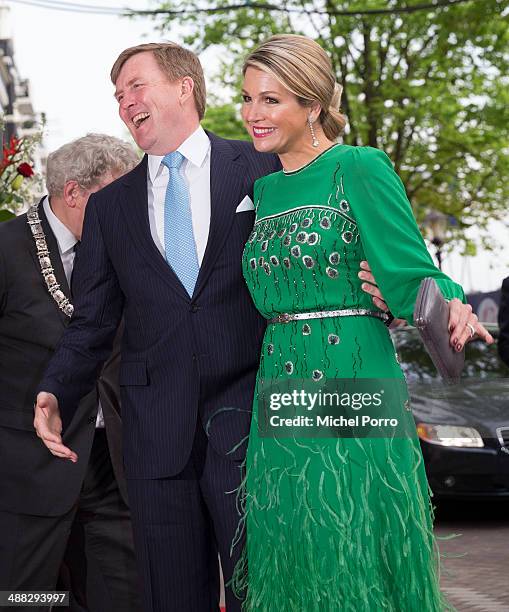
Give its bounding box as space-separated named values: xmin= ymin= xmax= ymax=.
xmin=232 ymin=34 xmax=493 ymax=611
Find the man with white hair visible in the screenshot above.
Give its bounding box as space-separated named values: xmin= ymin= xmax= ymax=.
xmin=0 ymin=134 xmax=141 ymax=610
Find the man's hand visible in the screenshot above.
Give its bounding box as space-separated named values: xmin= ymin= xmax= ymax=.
xmin=358 ymin=261 xmax=389 ymax=312
xmin=358 ymin=261 xmax=407 ymax=327
xmin=34 ymin=392 xmax=78 ymax=462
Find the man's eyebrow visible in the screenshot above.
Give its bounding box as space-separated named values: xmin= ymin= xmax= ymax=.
xmin=114 ymin=77 xmax=142 ymax=99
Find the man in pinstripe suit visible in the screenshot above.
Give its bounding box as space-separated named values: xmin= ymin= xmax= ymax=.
xmin=33 ymin=42 xmax=279 ymax=612
xmin=34 ymin=43 xmax=388 ymax=611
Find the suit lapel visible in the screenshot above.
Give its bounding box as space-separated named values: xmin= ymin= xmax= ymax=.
xmin=193 ymin=134 xmax=246 ymax=299
xmin=120 ymin=137 xmax=246 ymax=302
xmin=120 ymin=156 xmax=190 ymax=301
xmin=28 ymin=200 xmax=71 ymax=327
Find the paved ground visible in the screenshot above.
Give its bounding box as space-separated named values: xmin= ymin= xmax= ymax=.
xmin=435 ymin=499 xmax=509 ymax=612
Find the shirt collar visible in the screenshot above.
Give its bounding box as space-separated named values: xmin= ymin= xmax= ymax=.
xmin=42 ymin=195 xmax=78 ymax=255
xmin=147 ymin=125 xmax=211 ymax=184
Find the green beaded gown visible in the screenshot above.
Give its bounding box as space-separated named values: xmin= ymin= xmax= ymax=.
xmin=234 ymin=144 xmax=464 ymax=611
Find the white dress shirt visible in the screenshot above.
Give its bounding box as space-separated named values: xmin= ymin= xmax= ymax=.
xmin=43 ymin=196 xmax=77 ymax=285
xmin=147 ymin=126 xmax=211 ymax=265
xmin=43 ymin=196 xmax=105 ymax=428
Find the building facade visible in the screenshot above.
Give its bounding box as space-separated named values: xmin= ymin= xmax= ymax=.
xmin=0 ymin=3 xmax=41 ymax=141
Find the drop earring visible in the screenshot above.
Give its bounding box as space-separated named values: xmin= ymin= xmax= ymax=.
xmin=308 ymin=117 xmax=319 ymax=148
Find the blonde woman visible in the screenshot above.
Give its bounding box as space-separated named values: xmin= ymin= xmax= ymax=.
xmin=234 ymin=34 xmax=492 ymax=611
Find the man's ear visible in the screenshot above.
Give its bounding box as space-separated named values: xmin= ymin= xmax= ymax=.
xmin=62 ymin=180 xmax=81 ymax=209
xmin=180 ymin=76 xmax=195 ymax=104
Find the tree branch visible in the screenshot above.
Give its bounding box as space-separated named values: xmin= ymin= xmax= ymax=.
xmin=130 ymin=0 xmax=476 ymax=18
xmin=362 ymin=19 xmax=379 ymax=147
xmin=377 ymin=20 xmax=396 ymax=86
xmin=297 ymin=0 xmax=326 ymax=39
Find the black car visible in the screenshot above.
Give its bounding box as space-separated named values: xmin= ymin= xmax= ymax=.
xmin=391 ymin=324 xmax=509 ymax=498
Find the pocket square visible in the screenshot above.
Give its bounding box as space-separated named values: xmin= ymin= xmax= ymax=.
xmin=236 ymin=196 xmax=255 ymax=212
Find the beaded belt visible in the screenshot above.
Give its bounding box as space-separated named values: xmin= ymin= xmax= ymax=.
xmin=269 ymin=308 xmax=390 ymax=324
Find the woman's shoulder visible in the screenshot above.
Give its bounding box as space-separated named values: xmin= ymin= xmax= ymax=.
xmin=335 ymin=144 xmax=393 ymax=173
xmin=254 ymin=168 xmax=280 ymax=191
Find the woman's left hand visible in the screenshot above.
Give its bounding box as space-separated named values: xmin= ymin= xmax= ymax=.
xmin=448 ymin=298 xmax=494 ymax=352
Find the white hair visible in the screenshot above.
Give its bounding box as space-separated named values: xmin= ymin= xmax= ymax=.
xmin=46 ymin=133 xmax=139 ymax=196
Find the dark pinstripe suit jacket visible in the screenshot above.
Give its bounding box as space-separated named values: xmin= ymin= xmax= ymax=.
xmin=39 ymin=133 xmax=281 ymax=479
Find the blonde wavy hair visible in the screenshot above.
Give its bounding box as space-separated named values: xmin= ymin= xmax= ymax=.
xmin=243 ymin=34 xmax=346 ymax=141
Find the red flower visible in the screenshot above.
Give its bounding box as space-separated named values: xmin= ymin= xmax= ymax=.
xmin=8 ymin=136 xmax=19 ymax=155
xmin=17 ymin=162 xmax=34 ymax=178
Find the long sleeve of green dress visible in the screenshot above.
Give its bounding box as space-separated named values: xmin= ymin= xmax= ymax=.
xmin=345 ymin=146 xmax=465 ymax=324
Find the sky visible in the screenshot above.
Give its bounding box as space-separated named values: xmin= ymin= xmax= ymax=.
xmin=3 ymin=0 xmax=508 ymax=294
xmin=4 ymin=0 xmax=177 ymax=149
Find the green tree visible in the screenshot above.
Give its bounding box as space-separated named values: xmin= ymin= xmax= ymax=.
xmin=202 ymin=101 xmax=248 ymax=140
xmin=139 ymin=0 xmax=509 ymax=253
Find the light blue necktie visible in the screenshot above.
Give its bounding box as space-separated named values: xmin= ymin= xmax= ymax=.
xmin=162 ymin=151 xmax=199 ymax=297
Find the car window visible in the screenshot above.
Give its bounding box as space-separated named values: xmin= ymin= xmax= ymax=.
xmin=463 ymin=338 xmax=508 ymax=379
xmin=391 ymin=328 xmax=508 ymax=383
xmin=391 ymin=329 xmax=439 ymax=383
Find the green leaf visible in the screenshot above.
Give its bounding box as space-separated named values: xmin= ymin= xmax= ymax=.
xmin=0 ymin=209 xmax=15 ymax=222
